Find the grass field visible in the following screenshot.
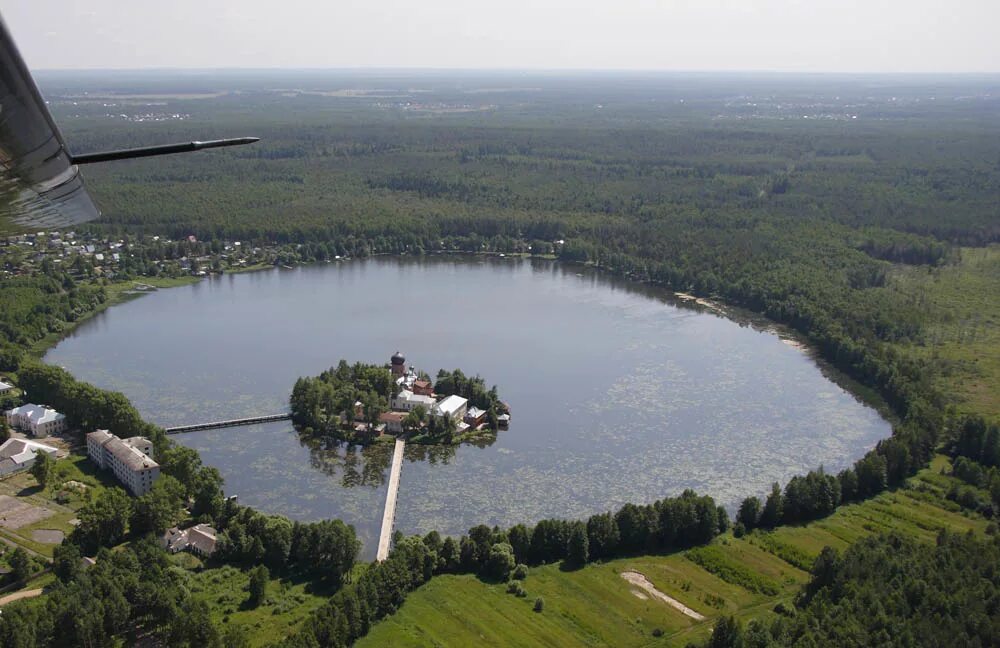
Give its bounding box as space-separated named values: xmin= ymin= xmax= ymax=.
xmin=358 ymin=457 xmax=990 ymax=648
xmin=178 ymin=560 xmax=338 ymax=647
xmin=889 ymin=246 xmax=1000 ymax=421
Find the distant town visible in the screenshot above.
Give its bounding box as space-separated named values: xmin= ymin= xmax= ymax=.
xmin=2 ymin=230 xmax=294 ymax=281
xmin=1 ymin=229 xmax=561 ymax=283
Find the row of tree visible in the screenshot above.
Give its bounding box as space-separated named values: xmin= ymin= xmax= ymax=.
xmin=213 ymin=502 xmax=360 ymax=586
xmin=283 ymin=489 xmax=727 ymax=646
xmin=433 ymin=368 xmax=503 ymax=413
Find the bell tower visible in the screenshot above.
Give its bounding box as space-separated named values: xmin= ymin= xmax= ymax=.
xmin=390 ymin=351 xmax=406 ymax=377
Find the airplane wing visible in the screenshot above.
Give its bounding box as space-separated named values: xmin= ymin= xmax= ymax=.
xmin=0 ymin=15 xmax=99 ymax=231
xmin=0 ymin=14 xmax=258 ymax=233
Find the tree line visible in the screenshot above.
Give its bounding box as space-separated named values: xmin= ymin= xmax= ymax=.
xmin=282 ymin=489 xmax=726 ymax=646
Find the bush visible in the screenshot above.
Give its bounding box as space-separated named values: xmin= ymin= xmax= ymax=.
xmin=652 ymin=628 xmax=664 ymax=637
xmin=512 ymin=563 xmax=528 ymax=580
xmin=732 ymin=522 xmax=746 ymax=538
xmin=533 ymin=597 xmax=544 ymax=612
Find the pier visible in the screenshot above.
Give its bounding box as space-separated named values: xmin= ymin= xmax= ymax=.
xmin=164 ymin=413 xmax=291 ymax=434
xmin=376 ymin=438 xmax=406 ymax=561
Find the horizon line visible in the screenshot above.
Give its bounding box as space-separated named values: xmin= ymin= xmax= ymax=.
xmin=33 ymin=66 xmax=1000 ymax=77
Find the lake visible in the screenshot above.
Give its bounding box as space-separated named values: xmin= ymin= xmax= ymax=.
xmin=45 ymin=256 xmax=891 ymax=558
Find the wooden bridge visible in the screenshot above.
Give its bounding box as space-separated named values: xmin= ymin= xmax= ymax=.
xmin=164 ymin=413 xmax=291 ymax=434
xmin=376 ymin=438 xmax=406 ymax=561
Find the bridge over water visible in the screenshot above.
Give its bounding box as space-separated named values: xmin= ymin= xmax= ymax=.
xmin=376 ymin=438 xmax=406 ymax=561
xmin=164 ymin=413 xmax=291 ymax=434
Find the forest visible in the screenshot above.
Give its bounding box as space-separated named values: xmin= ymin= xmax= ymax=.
xmin=0 ymin=71 xmax=996 ymax=645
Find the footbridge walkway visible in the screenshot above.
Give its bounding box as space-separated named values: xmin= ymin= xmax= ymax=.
xmin=164 ymin=413 xmax=291 ymax=434
xmin=376 ymin=438 xmax=406 ymax=561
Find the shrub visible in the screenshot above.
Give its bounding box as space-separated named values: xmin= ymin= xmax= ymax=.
xmin=533 ymin=597 xmax=544 ymax=612
xmin=512 ymin=563 xmax=528 ymax=580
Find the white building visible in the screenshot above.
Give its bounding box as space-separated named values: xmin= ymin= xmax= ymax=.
xmin=433 ymin=394 xmax=469 ymax=422
xmin=0 ymin=380 xmax=13 ymax=396
xmin=86 ymin=429 xmax=160 ymax=496
xmin=0 ymin=438 xmax=58 ymax=476
xmin=5 ymin=404 xmax=67 ymax=438
xmin=391 ymin=389 xmax=437 ymax=412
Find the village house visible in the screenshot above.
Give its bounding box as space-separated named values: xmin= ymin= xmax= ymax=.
xmin=86 ymin=429 xmax=160 ymax=496
xmin=412 ymin=380 xmax=434 ymax=396
xmin=162 ymin=523 xmax=218 ymax=557
xmin=0 ymin=438 xmax=58 ymax=476
xmin=0 ymin=380 xmax=13 ymax=396
xmin=5 ymin=404 xmax=67 ymax=438
xmin=379 ymin=411 xmax=406 ymax=434
xmin=464 ymin=406 xmax=487 ymax=428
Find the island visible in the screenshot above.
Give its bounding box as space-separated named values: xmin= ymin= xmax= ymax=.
xmin=290 ymin=352 xmax=510 ymax=445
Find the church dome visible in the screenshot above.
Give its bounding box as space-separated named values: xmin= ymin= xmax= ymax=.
xmin=391 ymin=351 xmax=405 ymax=365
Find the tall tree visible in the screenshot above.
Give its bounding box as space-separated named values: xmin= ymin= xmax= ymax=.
xmin=247 ymin=565 xmax=269 ymax=608
xmin=30 ymin=450 xmax=54 ymax=489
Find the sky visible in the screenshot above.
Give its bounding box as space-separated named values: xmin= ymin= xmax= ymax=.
xmin=3 ymin=0 xmax=999 ymax=73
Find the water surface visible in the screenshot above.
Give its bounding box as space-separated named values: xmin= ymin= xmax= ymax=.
xmin=46 ymin=257 xmax=890 ymax=557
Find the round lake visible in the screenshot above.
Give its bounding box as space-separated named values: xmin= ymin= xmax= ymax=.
xmin=45 ymin=257 xmax=891 ymax=558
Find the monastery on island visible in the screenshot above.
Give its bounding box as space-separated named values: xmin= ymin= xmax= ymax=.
xmin=352 ymin=352 xmax=506 ymax=438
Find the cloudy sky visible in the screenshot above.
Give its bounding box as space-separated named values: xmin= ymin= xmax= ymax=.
xmin=3 ymin=0 xmax=998 ymax=73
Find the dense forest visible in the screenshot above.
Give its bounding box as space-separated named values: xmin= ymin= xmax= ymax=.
xmin=0 ymin=72 xmax=997 ymax=645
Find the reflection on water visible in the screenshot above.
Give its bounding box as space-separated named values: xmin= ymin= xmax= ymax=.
xmin=46 ymin=257 xmax=892 ymax=559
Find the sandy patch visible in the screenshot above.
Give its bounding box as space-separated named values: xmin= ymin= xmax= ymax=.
xmin=31 ymin=529 xmax=65 ymax=544
xmin=630 ymin=588 xmax=649 ymax=600
xmin=0 ymin=495 xmax=53 ymax=530
xmin=674 ymin=292 xmax=724 ymax=314
xmin=620 ymin=571 xmax=705 ymax=621
xmin=0 ymin=588 xmax=43 ymax=606
xmin=780 ymin=337 xmax=807 ymax=351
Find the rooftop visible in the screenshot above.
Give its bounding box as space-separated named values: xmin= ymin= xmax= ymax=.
xmin=103 ymin=437 xmax=159 ymax=471
xmin=87 ymin=429 xmax=114 ymax=445
xmin=435 ymin=394 xmax=469 ymax=417
xmin=0 ymin=438 xmax=58 ymax=465
xmin=7 ymin=403 xmax=65 ymax=425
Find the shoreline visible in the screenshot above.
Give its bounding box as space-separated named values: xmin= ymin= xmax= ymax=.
xmin=33 ymin=252 xmax=894 ymax=424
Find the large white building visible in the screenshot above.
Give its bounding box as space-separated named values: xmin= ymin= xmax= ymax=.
xmin=5 ymin=404 xmax=67 ymax=438
xmin=391 ymin=389 xmax=437 ymax=412
xmin=0 ymin=438 xmax=58 ymax=476
xmin=86 ymin=429 xmax=159 ymax=496
xmin=433 ymin=394 xmax=469 ymax=422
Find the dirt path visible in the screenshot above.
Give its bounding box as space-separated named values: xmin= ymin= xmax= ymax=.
xmin=620 ymin=571 xmax=705 ymax=621
xmin=0 ymin=588 xmax=42 ymax=606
